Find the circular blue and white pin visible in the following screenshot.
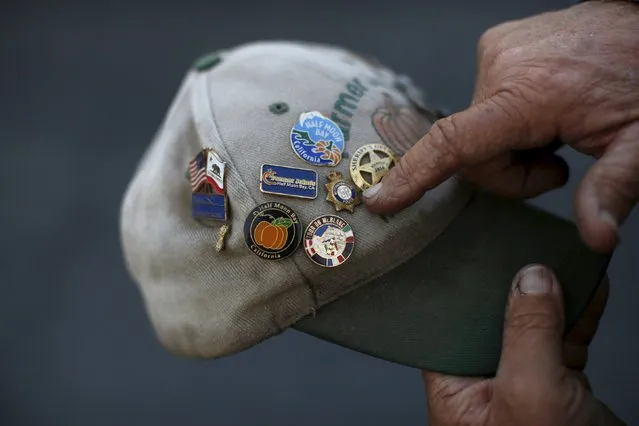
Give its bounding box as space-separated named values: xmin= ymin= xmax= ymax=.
xmin=290 ymin=111 xmax=345 ymax=167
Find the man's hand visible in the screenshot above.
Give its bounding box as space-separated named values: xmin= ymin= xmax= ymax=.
xmin=423 ymin=265 xmax=624 ymax=426
xmin=364 ymin=0 xmax=639 ymax=253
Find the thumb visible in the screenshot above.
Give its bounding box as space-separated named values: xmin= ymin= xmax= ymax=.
xmin=363 ymin=94 xmax=549 ymax=215
xmin=575 ymin=121 xmax=639 ymax=253
xmin=498 ymin=265 xmax=565 ymax=380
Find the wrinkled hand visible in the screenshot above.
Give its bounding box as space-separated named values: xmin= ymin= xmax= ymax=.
xmin=364 ymin=0 xmax=639 ymax=253
xmin=423 ymin=265 xmax=624 ymax=426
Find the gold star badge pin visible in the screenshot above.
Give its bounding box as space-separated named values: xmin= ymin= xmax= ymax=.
xmin=325 ymin=171 xmax=361 ymax=213
xmin=349 ymin=144 xmax=398 ymax=191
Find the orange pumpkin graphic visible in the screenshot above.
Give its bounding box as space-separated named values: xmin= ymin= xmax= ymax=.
xmin=253 ymin=216 xmax=293 ymax=251
xmin=372 ymin=93 xmax=432 ymax=155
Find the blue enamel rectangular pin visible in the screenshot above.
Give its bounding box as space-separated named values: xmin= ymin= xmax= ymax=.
xmin=260 ymin=164 xmax=318 ymax=200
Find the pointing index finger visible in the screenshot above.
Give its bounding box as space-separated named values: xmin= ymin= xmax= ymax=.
xmin=363 ymin=94 xmax=537 ymax=214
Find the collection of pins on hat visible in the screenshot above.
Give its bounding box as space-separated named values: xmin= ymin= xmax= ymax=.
xmin=187 ymin=110 xmax=398 ymax=267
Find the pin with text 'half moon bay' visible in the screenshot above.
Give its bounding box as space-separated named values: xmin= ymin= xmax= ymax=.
xmin=244 ymin=202 xmax=302 ymax=260
xmin=349 ymin=143 xmax=398 ymax=191
xmin=304 ymin=215 xmax=355 ymax=268
xmin=290 ymin=111 xmax=344 ymax=167
xmin=325 ymin=171 xmax=360 ymax=213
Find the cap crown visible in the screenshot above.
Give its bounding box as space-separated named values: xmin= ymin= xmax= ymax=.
xmin=120 ymin=41 xmax=471 ymax=359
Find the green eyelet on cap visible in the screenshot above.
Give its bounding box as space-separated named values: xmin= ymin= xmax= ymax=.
xmin=192 ymin=52 xmax=223 ymax=72
xmin=269 ymin=102 xmax=290 ymax=115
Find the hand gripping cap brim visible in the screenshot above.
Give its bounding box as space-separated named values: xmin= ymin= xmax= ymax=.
xmin=294 ymin=191 xmax=612 ymax=376
xmin=121 ymin=40 xmax=612 ymax=378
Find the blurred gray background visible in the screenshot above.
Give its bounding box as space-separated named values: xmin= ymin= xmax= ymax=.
xmin=1 ymin=0 xmax=637 ymax=425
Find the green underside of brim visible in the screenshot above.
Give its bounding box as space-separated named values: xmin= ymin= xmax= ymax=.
xmin=293 ymin=191 xmax=612 ymax=377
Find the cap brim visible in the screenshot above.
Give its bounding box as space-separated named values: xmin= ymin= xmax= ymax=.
xmin=292 ymin=191 xmax=612 ymax=377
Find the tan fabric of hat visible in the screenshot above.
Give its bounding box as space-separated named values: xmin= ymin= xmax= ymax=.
xmin=120 ymin=41 xmax=611 ymax=376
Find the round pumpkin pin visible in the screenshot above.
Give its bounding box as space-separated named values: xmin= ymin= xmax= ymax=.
xmin=244 ymin=202 xmax=302 ymax=260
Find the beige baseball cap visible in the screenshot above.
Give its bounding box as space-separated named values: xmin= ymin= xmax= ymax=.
xmin=119 ymin=40 xmax=611 ymax=376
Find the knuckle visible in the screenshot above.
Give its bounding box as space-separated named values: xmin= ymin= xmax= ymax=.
xmin=392 ymin=156 xmax=417 ymax=188
xmin=507 ymin=310 xmax=561 ymax=336
xmin=478 ymin=20 xmax=517 ymax=56
xmin=477 ymin=29 xmax=494 ymax=56
xmin=589 ymin=161 xmax=639 ymax=203
xmin=499 ymin=72 xmax=546 ymax=103
xmin=397 ymin=117 xmax=462 ymax=192
xmin=428 ymin=116 xmax=462 ymax=159
xmin=490 ymin=45 xmax=531 ymax=71
xmin=489 ymin=91 xmax=537 ymax=142
xmin=395 ymin=155 xmax=432 ymax=198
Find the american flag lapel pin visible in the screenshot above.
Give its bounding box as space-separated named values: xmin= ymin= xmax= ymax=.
xmin=188 ymin=148 xmax=229 ymax=224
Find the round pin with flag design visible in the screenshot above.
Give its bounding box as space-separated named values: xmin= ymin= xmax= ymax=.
xmin=304 ymin=215 xmax=355 ymax=267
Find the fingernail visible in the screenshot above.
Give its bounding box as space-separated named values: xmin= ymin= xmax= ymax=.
xmin=599 ymin=210 xmax=618 ymax=232
xmin=363 ymin=183 xmax=382 ymax=199
xmin=516 ymin=265 xmax=553 ymax=295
